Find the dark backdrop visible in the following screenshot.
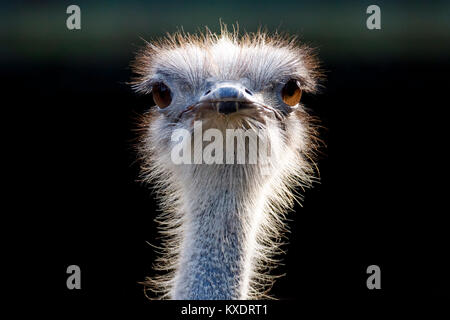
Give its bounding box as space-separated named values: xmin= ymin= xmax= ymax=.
xmin=4 ymin=0 xmax=448 ymax=316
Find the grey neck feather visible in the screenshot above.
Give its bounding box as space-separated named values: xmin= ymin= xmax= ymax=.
xmin=171 ymin=165 xmax=263 ymax=299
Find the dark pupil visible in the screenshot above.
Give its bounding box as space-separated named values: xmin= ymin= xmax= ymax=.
xmin=284 ymin=80 xmax=298 ymax=96
xmin=159 ymin=83 xmax=168 ymax=97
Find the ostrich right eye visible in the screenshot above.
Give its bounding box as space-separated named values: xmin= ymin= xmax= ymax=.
xmin=281 ymin=79 xmax=302 ymax=106
xmin=152 ymin=82 xmax=172 ymax=108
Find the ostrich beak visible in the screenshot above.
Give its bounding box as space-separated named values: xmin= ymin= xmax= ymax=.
xmin=178 ymin=81 xmax=283 ymax=121
xmin=197 ymin=82 xmax=258 ymax=115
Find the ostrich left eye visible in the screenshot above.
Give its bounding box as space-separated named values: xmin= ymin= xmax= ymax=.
xmin=152 ymin=82 xmax=172 ymax=109
xmin=281 ymin=79 xmax=302 ymax=106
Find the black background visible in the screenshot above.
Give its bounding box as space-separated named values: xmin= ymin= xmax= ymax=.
xmin=4 ymin=1 xmax=448 ymax=317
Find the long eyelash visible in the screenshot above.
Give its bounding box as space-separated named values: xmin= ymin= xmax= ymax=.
xmin=132 ymin=80 xmax=153 ymax=94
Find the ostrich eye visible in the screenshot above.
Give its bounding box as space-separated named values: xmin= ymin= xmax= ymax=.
xmin=152 ymin=82 xmax=172 ymax=108
xmin=281 ymin=79 xmax=302 ymax=106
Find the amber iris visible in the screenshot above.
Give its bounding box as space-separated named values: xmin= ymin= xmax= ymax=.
xmin=281 ymin=79 xmax=302 ymax=106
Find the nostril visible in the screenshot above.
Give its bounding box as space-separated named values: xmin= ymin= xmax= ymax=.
xmin=204 ymin=90 xmax=211 ymax=96
xmin=245 ymin=89 xmax=253 ymax=96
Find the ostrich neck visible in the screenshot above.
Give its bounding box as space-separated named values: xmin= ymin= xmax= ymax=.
xmin=171 ymin=166 xmax=264 ymax=300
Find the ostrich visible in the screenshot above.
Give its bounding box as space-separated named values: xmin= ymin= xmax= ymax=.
xmin=132 ymin=26 xmax=321 ymax=300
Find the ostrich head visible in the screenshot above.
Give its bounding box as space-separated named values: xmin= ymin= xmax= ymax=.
xmin=132 ymin=26 xmax=321 ymax=300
